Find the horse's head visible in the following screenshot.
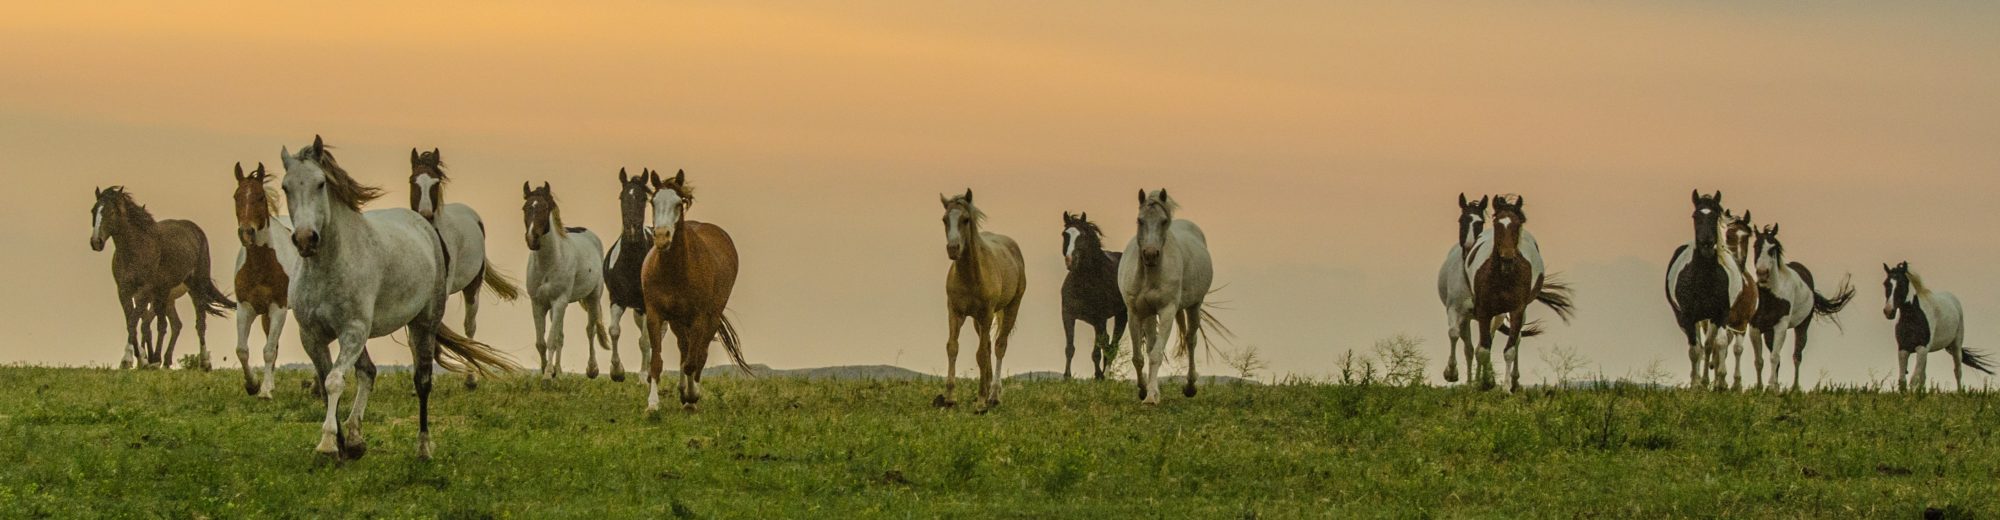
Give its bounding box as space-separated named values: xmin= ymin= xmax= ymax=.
xmin=89 ymin=186 xmax=132 ymax=251
xmin=1061 ymin=211 xmax=1102 ymax=270
xmin=1883 ymin=261 xmax=1914 ymax=320
xmin=1490 ymin=194 xmax=1527 ymax=260
xmin=941 ymin=189 xmax=980 ymax=261
xmin=1690 ymin=190 xmax=1724 ymax=252
xmin=281 ymin=135 xmax=380 ymax=258
xmin=408 ymin=148 xmax=446 ymax=221
xmin=1724 ymin=209 xmax=1754 ymax=270
xmin=618 ymin=168 xmax=655 ymax=240
xmin=1136 ymin=189 xmax=1177 ymax=268
xmin=1753 ymin=223 xmax=1783 ymax=282
xmin=1457 ymin=193 xmax=1489 ymax=250
xmin=521 ymin=181 xmax=559 ymax=251
xmin=650 ymin=169 xmax=693 ymax=245
xmin=232 ymin=162 xmax=278 ymax=247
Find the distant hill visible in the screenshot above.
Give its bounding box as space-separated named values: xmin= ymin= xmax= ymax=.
xmin=275 ymin=363 xmax=1262 ymax=384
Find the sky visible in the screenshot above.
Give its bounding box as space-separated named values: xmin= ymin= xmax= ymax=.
xmin=5 ymin=2 xmax=1999 ymax=388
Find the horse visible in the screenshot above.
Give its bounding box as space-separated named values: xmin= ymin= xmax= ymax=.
xmin=603 ymin=168 xmax=656 ymax=383
xmin=936 ymin=189 xmax=1026 ymax=408
xmin=640 ymin=169 xmax=752 ymax=412
xmin=280 ymin=135 xmax=518 ymax=460
xmin=521 ymin=182 xmax=612 ymax=380
xmin=1665 ymin=190 xmax=1757 ymax=390
xmin=1463 ymin=194 xmax=1576 ymax=392
xmin=230 ymin=163 xmax=301 ymax=397
xmin=1120 ymin=189 xmax=1220 ymax=404
xmin=1060 ymin=211 xmax=1127 ymax=380
xmin=1749 ymin=223 xmax=1855 ymax=392
xmin=1882 ymin=262 xmax=1992 ymax=393
xmin=1718 ymin=209 xmax=1763 ymax=390
xmin=1439 ymin=193 xmax=1488 ymax=384
xmin=409 ymin=149 xmax=523 ymax=389
xmin=90 ymin=185 xmax=234 ymax=369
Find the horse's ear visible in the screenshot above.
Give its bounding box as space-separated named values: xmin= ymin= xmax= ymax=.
xmin=1138 ymin=189 xmax=1146 ymax=205
xmin=1770 ymin=223 xmax=1780 ymax=236
xmin=674 ymin=169 xmax=686 ymax=185
xmin=1884 ymin=263 xmax=1893 ymax=273
xmin=280 ymin=145 xmax=293 ymax=168
xmin=1081 ymin=211 xmax=1088 ymax=221
xmin=234 ymin=162 xmax=245 ymax=180
xmin=963 ymin=188 xmax=973 ymax=204
xmin=649 ymin=170 xmax=663 ymax=188
xmin=1713 ymin=191 xmax=1722 ymax=205
xmin=1458 ymin=193 xmax=1469 ymax=208
xmin=1742 ymin=210 xmax=1752 ymax=223
xmin=1691 ymin=189 xmax=1700 ymax=205
xmin=542 ymin=181 xmax=552 ymax=194
xmin=94 ymin=186 xmax=101 ymax=197
xmin=312 ymin=135 xmax=325 ymax=155
xmin=619 ymin=168 xmax=629 ymax=183
xmin=941 ymin=194 xmax=950 ymax=208
xmin=410 ymin=148 xmax=420 ymax=165
xmin=1158 ymin=188 xmax=1167 ymax=202
xmin=523 ymin=182 xmax=532 ymax=198
xmin=1514 ymin=195 xmax=1525 ymax=208
xmin=432 ymin=148 xmax=441 ymax=161
xmin=1062 ymin=211 xmax=1071 ymax=222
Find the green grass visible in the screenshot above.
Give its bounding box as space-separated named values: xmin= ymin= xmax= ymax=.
xmin=0 ymin=366 xmax=1992 ymax=518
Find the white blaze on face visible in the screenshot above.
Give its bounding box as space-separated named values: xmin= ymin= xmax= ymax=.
xmin=91 ymin=204 xmax=104 ymax=237
xmin=1063 ymin=227 xmax=1082 ymax=261
xmin=1699 ymin=208 xmax=1713 ymax=215
xmin=1463 ymin=215 xmax=1483 ymax=246
xmin=413 ymin=174 xmax=441 ymax=215
xmin=651 ymin=191 xmax=684 ymax=242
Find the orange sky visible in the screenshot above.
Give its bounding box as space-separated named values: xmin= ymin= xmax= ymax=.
xmin=5 ymin=2 xmax=1999 ymax=387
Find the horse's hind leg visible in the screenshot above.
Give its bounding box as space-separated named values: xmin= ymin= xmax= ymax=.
xmin=971 ymin=313 xmax=996 ymax=406
xmin=1181 ymin=306 xmax=1202 ymax=398
xmin=341 ymin=349 xmax=377 ymax=460
xmin=992 ymin=302 xmax=1021 ymax=406
xmin=117 ymin=293 xmax=139 ymax=369
xmin=548 ymin=303 xmax=571 ymax=378
xmin=234 ymin=303 xmax=259 ymax=394
xmin=1062 ymin=318 xmax=1078 ymax=380
xmin=1443 ymin=315 xmax=1464 ymax=384
xmin=460 ymin=282 xmax=484 ymax=390
xmin=409 ymin=323 xmax=438 ymax=460
xmin=936 ymin=313 xmax=966 ymax=408
xmin=583 ymin=294 xmax=608 ymax=380
xmin=1092 ymin=320 xmax=1112 ymax=381
xmin=1504 ymin=310 xmax=1525 ymax=393
xmin=161 ymin=300 xmax=183 ymax=368
xmin=1790 ymin=325 xmax=1809 ymax=392
xmin=194 ymin=305 xmax=211 ymax=371
xmin=679 ymin=320 xmax=716 ymax=409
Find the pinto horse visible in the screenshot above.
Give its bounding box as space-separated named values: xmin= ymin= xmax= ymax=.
xmin=603 ymin=168 xmax=656 ymax=383
xmin=409 ymin=149 xmax=522 ymax=389
xmin=1060 ymin=211 xmax=1126 ymax=380
xmin=935 ymin=189 xmax=1026 ymax=408
xmin=1439 ymin=194 xmax=1488 ymax=384
xmin=1666 ymin=191 xmax=1757 ymax=390
xmin=1882 ymin=262 xmax=1992 ymax=393
xmin=1750 ymin=223 xmax=1854 ymax=392
xmin=1120 ymin=189 xmax=1222 ymax=404
xmin=91 ymin=186 xmax=234 ymax=369
xmin=1718 ymin=209 xmax=1763 ymax=390
xmin=521 ymin=182 xmax=612 ymax=380
xmin=1464 ymin=194 xmax=1575 ymax=392
xmin=230 ymin=163 xmax=301 ymax=397
xmin=281 ymin=135 xmax=518 ymax=460
xmin=642 ymin=169 xmax=752 ymax=412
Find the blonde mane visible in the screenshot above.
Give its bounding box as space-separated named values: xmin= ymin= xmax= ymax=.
xmin=1907 ymin=271 xmax=1931 ymax=296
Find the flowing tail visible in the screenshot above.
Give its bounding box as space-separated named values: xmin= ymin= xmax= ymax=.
xmin=481 ymin=261 xmax=522 ymax=301
xmin=186 ymin=233 xmax=235 ymax=318
xmin=717 ymin=315 xmax=755 ymax=376
xmin=1963 ymin=347 xmax=1995 ymax=375
xmin=1810 ymin=275 xmax=1856 ymax=330
xmin=1501 ymin=274 xmax=1577 ymax=338
xmin=435 ymin=326 xmax=522 ymax=377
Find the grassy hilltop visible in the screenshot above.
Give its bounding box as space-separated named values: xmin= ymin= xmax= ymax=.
xmin=0 ymin=366 xmax=1992 ymax=518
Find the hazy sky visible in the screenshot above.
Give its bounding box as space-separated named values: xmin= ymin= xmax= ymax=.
xmin=6 ymin=2 xmax=1999 ymax=387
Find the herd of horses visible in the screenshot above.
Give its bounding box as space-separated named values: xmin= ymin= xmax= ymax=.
xmin=85 ymin=136 xmax=1995 ymax=460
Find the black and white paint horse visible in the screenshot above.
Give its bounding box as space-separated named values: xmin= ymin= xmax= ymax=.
xmin=1059 ymin=211 xmax=1127 ymax=380
xmin=1749 ymin=223 xmax=1854 ymax=392
xmin=1439 ymin=194 xmax=1487 ymax=384
xmin=1882 ymin=262 xmax=1992 ymax=392
xmin=602 ymin=168 xmax=655 ymax=383
xmin=1666 ymin=191 xmax=1758 ymax=390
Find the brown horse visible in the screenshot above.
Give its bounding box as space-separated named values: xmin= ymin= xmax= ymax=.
xmin=1465 ymin=195 xmax=1575 ymax=391
xmin=641 ymin=170 xmax=751 ymax=412
xmin=937 ymin=189 xmax=1026 ymax=408
xmin=231 ymin=163 xmax=299 ymax=397
xmin=91 ymin=185 xmax=234 ymax=369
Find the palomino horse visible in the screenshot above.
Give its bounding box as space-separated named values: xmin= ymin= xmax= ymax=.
xmin=603 ymin=168 xmax=656 ymax=383
xmin=1719 ymin=209 xmax=1762 ymax=390
xmin=521 ymin=182 xmax=612 ymax=380
xmin=281 ymin=135 xmax=518 ymax=460
xmin=1666 ymin=191 xmax=1757 ymax=390
xmin=1439 ymin=194 xmax=1488 ymax=384
xmin=409 ymin=149 xmax=523 ymax=389
xmin=1060 ymin=211 xmax=1127 ymax=380
xmin=937 ymin=189 xmax=1025 ymax=408
xmin=230 ymin=163 xmax=301 ymax=397
xmin=1750 ymin=223 xmax=1855 ymax=392
xmin=641 ymin=170 xmax=752 ymax=412
xmin=90 ymin=185 xmax=234 ymax=369
xmin=1882 ymin=262 xmax=1992 ymax=393
xmin=1119 ymin=189 xmax=1217 ymax=404
xmin=1464 ymin=194 xmax=1575 ymax=391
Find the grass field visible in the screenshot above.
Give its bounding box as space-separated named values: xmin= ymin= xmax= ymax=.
xmin=0 ymin=366 xmax=1992 ymax=518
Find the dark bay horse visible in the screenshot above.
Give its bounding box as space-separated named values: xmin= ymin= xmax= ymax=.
xmin=91 ymin=186 xmax=234 ymax=369
xmin=641 ymin=170 xmax=752 ymax=412
xmin=604 ymin=168 xmax=656 ymax=383
xmin=1464 ymin=194 xmax=1575 ymax=391
xmin=1060 ymin=211 xmax=1126 ymax=380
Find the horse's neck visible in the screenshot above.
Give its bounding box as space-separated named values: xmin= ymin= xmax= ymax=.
xmin=533 ymin=228 xmax=572 ymax=264
xmin=313 ymin=207 xmax=377 ymax=264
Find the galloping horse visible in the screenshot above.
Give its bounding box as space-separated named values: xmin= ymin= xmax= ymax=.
xmin=281 ymin=135 xmax=518 ymax=460
xmin=603 ymin=168 xmax=656 ymax=383
xmin=521 ymin=182 xmax=612 ymax=380
xmin=1666 ymin=191 xmax=1756 ymax=390
xmin=1439 ymin=194 xmax=1488 ymax=384
xmin=1060 ymin=211 xmax=1126 ymax=380
xmin=1464 ymin=194 xmax=1575 ymax=391
xmin=409 ymin=149 xmax=522 ymax=389
xmin=641 ymin=170 xmax=751 ymax=412
xmin=230 ymin=163 xmax=301 ymax=397
xmin=937 ymin=189 xmax=1025 ymax=408
xmin=1719 ymin=209 xmax=1763 ymax=390
xmin=1750 ymin=223 xmax=1854 ymax=392
xmin=1882 ymin=262 xmax=1991 ymax=393
xmin=91 ymin=186 xmax=234 ymax=369
xmin=1119 ymin=189 xmax=1216 ymax=404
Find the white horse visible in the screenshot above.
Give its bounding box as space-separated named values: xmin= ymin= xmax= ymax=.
xmin=1439 ymin=194 xmax=1486 ymax=384
xmin=520 ymin=182 xmax=612 ymax=380
xmin=1119 ymin=189 xmax=1215 ymax=404
xmin=281 ymin=136 xmax=518 ymax=460
xmin=409 ymin=149 xmax=523 ymax=389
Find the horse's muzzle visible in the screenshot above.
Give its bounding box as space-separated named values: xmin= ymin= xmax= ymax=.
xmin=526 ymin=234 xmax=541 ymax=251
xmin=238 ymin=227 xmax=258 ymax=247
xmin=945 ymin=244 xmax=963 ymax=261
xmin=1141 ymin=248 xmax=1161 ymax=266
xmin=417 ymin=209 xmax=436 ymax=221
xmin=89 ymin=237 xmax=105 ymax=252
xmin=294 ymin=229 xmax=320 ymax=258
xmin=1883 ymin=305 xmax=1897 ymax=320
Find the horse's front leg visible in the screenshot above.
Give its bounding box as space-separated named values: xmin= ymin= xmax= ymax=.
xmin=235 ymin=303 xmax=259 ymax=395
xmin=1474 ymin=317 xmax=1497 ymax=391
xmin=1092 ymin=321 xmax=1111 ymax=381
xmin=991 ymin=302 xmax=1022 ymax=406
xmin=971 ymin=312 xmax=996 ymax=406
xmin=341 ymin=348 xmax=378 ymax=459
xmin=300 ymin=326 xmax=340 ymax=457
xmin=1129 ymin=311 xmax=1152 ymax=400
xmin=1062 ymin=318 xmax=1078 ymax=380
xmin=117 ymin=291 xmax=139 ymax=369
xmin=530 ymin=301 xmax=551 ymax=378
xmin=607 ymin=304 xmax=628 ymax=382
xmin=1504 ymin=309 xmax=1525 ymax=393
xmin=1896 ymin=348 xmax=1911 ymax=393
xmin=1141 ymin=306 xmax=1177 ymax=405
xmin=259 ymin=305 xmax=288 ymax=400
xmin=1442 ymin=314 xmax=1463 ymax=384
xmin=936 ymin=313 xmax=966 ymax=408
xmin=1912 ymin=344 xmax=1931 ymax=395
xmin=1706 ymin=327 xmax=1733 ymax=391
xmin=643 ymin=311 xmax=669 ymax=413
xmin=582 ymin=294 xmax=608 ymax=380
xmin=548 ymin=303 xmax=570 ymax=379
xmin=161 ymin=300 xmax=183 ymax=369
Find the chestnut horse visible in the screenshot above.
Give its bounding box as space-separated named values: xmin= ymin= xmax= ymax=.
xmin=230 ymin=163 xmax=300 ymax=397
xmin=91 ymin=185 xmax=234 ymax=369
xmin=1464 ymin=194 xmax=1576 ymax=391
xmin=642 ymin=169 xmax=751 ymax=412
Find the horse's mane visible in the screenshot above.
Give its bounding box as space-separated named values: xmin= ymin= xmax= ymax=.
xmin=945 ymin=193 xmax=985 ymax=223
xmin=416 ymin=150 xmax=448 ymax=181
xmin=1072 ymin=219 xmax=1105 ymax=241
xmin=1907 ymin=271 xmax=1931 ymax=297
xmin=307 ymin=147 xmax=385 ymax=211
xmin=101 ymin=187 xmax=156 ymax=227
xmin=1144 ymin=189 xmax=1180 ymax=213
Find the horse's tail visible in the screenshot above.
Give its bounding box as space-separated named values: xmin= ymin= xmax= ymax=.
xmin=1810 ymin=274 xmax=1857 ymax=330
xmin=480 ymin=261 xmax=522 ymax=302
xmin=435 ymin=326 xmax=522 ymax=377
xmin=718 ymin=314 xmax=755 ymax=376
xmin=1535 ymin=273 xmax=1577 ymax=324
xmin=1498 ymin=320 xmax=1546 ymax=338
xmin=186 ymin=234 xmax=234 ymax=318
xmin=1961 ymin=346 xmax=1996 ymax=375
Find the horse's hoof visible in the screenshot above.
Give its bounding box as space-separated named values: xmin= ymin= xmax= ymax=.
xmin=463 ymin=377 xmax=479 ymax=391
xmin=315 ymin=436 xmax=340 ymax=456
xmin=244 ymin=382 xmax=260 ymax=396
xmin=932 ymin=395 xmax=956 ymax=408
xmin=416 ymin=434 xmax=434 ymax=461
xmin=1443 ymin=367 xmax=1460 ymax=383
xmin=1183 ymin=384 xmax=1198 ymax=398
xmin=611 ymin=372 xmax=627 ymax=383
xmin=587 ymin=367 xmax=600 ymax=379
xmin=257 ymin=391 xmax=274 ymax=401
